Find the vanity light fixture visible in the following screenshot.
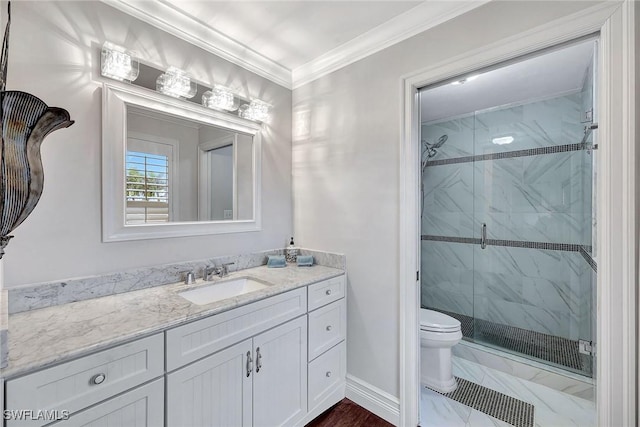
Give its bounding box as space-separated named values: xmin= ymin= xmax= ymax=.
xmin=238 ymin=99 xmax=272 ymax=123
xmin=492 ymin=135 xmax=514 ymax=145
xmin=202 ymin=84 xmax=238 ymax=111
xmin=101 ymin=42 xmax=139 ymax=82
xmin=156 ymin=66 xmax=197 ymax=99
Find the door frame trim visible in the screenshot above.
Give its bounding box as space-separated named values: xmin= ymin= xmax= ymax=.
xmin=399 ymin=2 xmax=636 ymax=426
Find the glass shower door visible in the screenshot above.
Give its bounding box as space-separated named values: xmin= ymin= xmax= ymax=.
xmin=471 ymin=85 xmax=595 ymax=376
xmin=419 ymin=38 xmax=597 ymax=378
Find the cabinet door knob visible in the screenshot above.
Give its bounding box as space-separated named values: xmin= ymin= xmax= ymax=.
xmin=326 ymin=325 xmax=332 ymax=332
xmin=90 ymin=373 xmax=106 ymax=385
xmin=326 ymin=289 xmax=332 ymax=296
xmin=326 ymin=371 xmax=332 ymax=378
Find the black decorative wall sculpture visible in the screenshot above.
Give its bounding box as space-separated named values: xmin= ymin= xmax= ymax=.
xmin=0 ymin=2 xmax=74 ymax=257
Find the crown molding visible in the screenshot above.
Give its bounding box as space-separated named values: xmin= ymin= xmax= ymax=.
xmin=102 ymin=0 xmax=490 ymax=92
xmin=291 ymin=1 xmax=491 ymax=89
xmin=101 ymin=0 xmax=293 ymax=89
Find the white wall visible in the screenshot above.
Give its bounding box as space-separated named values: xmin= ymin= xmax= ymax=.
xmin=293 ymin=0 xmax=602 ymax=400
xmin=3 ymin=1 xmax=292 ymax=286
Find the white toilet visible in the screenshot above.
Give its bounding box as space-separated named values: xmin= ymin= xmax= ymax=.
xmin=420 ymin=309 xmax=462 ymax=393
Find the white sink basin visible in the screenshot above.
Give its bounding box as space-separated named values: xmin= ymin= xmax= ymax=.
xmin=179 ymin=278 xmax=270 ymax=305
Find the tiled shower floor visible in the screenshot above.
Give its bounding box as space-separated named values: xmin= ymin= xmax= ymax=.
xmin=426 ymin=307 xmax=592 ymax=376
xmin=420 ymin=357 xmax=596 ymax=427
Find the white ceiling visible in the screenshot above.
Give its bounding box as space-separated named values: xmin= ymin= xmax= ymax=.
xmin=420 ymin=39 xmax=596 ymax=123
xmin=164 ymin=1 xmax=422 ymax=70
xmin=104 ymin=0 xmax=489 ymax=88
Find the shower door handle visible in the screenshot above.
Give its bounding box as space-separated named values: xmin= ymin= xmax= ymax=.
xmin=481 ymin=224 xmax=487 ymax=249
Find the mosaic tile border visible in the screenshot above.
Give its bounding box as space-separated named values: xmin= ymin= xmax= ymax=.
xmin=485 ymin=239 xmax=580 ymax=252
xmin=424 ymin=142 xmax=587 ymax=167
xmin=427 ymin=377 xmax=535 ymax=427
xmin=579 ymin=246 xmax=598 ymax=273
xmin=427 ymin=307 xmax=592 ymax=376
xmin=421 ymin=235 xmax=597 ymax=272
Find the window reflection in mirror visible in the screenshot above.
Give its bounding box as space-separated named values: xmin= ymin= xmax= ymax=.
xmin=126 ymin=107 xmax=254 ymax=223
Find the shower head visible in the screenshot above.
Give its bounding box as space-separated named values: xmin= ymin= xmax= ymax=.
xmin=434 ymin=135 xmax=448 ymax=148
xmin=422 ymin=134 xmax=448 ymax=161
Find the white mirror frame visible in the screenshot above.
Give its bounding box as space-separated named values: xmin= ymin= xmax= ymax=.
xmin=102 ymin=82 xmax=262 ymax=242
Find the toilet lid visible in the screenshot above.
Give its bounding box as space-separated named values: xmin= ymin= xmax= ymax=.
xmin=420 ymin=310 xmax=461 ymax=332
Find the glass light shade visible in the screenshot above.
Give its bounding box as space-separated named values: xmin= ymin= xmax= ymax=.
xmin=202 ymin=85 xmax=238 ymax=111
xmin=492 ymin=136 xmax=514 ymax=145
xmin=238 ymin=99 xmax=272 ymax=123
xmin=156 ymin=67 xmax=197 ymax=99
xmin=101 ymin=42 xmax=139 ymax=82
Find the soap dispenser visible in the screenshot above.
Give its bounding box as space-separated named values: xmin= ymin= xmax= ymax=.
xmin=285 ymin=237 xmax=298 ymax=263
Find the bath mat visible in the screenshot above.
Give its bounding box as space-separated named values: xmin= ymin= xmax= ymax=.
xmin=427 ymin=377 xmax=534 ymax=427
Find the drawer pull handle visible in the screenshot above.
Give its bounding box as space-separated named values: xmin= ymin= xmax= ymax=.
xmin=246 ymin=351 xmax=253 ymax=377
xmin=256 ymin=347 xmax=262 ymax=373
xmin=90 ymin=373 xmax=106 ymax=385
xmin=326 ymin=325 xmax=332 ymax=332
xmin=326 ymin=371 xmax=332 ymax=378
xmin=326 ymin=289 xmax=332 ymax=296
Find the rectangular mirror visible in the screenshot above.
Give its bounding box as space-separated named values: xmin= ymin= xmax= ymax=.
xmin=103 ymin=83 xmax=262 ymax=241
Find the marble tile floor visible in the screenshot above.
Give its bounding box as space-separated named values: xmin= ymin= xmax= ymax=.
xmin=420 ymin=357 xmax=596 ymax=427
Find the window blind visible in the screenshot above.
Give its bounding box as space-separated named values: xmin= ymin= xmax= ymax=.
xmin=125 ymin=150 xmax=170 ymax=223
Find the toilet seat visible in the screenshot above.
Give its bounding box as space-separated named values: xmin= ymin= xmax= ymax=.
xmin=420 ymin=309 xmax=461 ymax=333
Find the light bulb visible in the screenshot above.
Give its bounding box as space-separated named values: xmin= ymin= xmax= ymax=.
xmin=101 ymin=42 xmax=139 ymax=82
xmin=202 ymin=84 xmax=237 ymax=111
xmin=156 ymin=67 xmax=197 ymax=99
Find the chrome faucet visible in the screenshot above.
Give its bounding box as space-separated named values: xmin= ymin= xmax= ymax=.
xmin=203 ymin=265 xmax=217 ymax=281
xmin=216 ymin=262 xmax=235 ymax=278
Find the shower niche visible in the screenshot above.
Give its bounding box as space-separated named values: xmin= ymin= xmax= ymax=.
xmin=419 ymin=38 xmax=597 ymax=377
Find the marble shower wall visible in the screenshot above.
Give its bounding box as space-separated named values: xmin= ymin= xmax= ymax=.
xmin=421 ymin=91 xmax=595 ymax=341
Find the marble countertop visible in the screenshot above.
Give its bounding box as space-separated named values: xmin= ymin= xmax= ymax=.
xmin=2 ymin=264 xmax=344 ymax=378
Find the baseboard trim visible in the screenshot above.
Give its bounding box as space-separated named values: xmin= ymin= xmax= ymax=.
xmin=345 ymin=375 xmax=400 ymax=426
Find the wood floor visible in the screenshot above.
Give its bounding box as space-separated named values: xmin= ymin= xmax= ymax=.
xmin=306 ymin=399 xmax=394 ymax=427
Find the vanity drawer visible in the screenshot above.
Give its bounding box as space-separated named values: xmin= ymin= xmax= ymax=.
xmin=308 ymin=341 xmax=346 ymax=411
xmin=6 ymin=333 xmax=164 ymax=427
xmin=308 ymin=299 xmax=346 ymax=361
xmin=308 ymin=275 xmax=345 ymax=311
xmin=166 ymin=287 xmax=307 ymax=370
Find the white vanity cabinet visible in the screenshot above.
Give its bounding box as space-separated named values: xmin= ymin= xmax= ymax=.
xmin=167 ymin=339 xmax=253 ymax=427
xmin=301 ymin=275 xmax=347 ymax=425
xmin=252 ymin=316 xmax=307 ymax=427
xmin=48 ymin=379 xmax=164 ymax=427
xmin=5 ymin=334 xmax=164 ymax=427
xmin=164 ymin=287 xmax=309 ymax=426
xmin=4 ymin=273 xmax=347 ymax=427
